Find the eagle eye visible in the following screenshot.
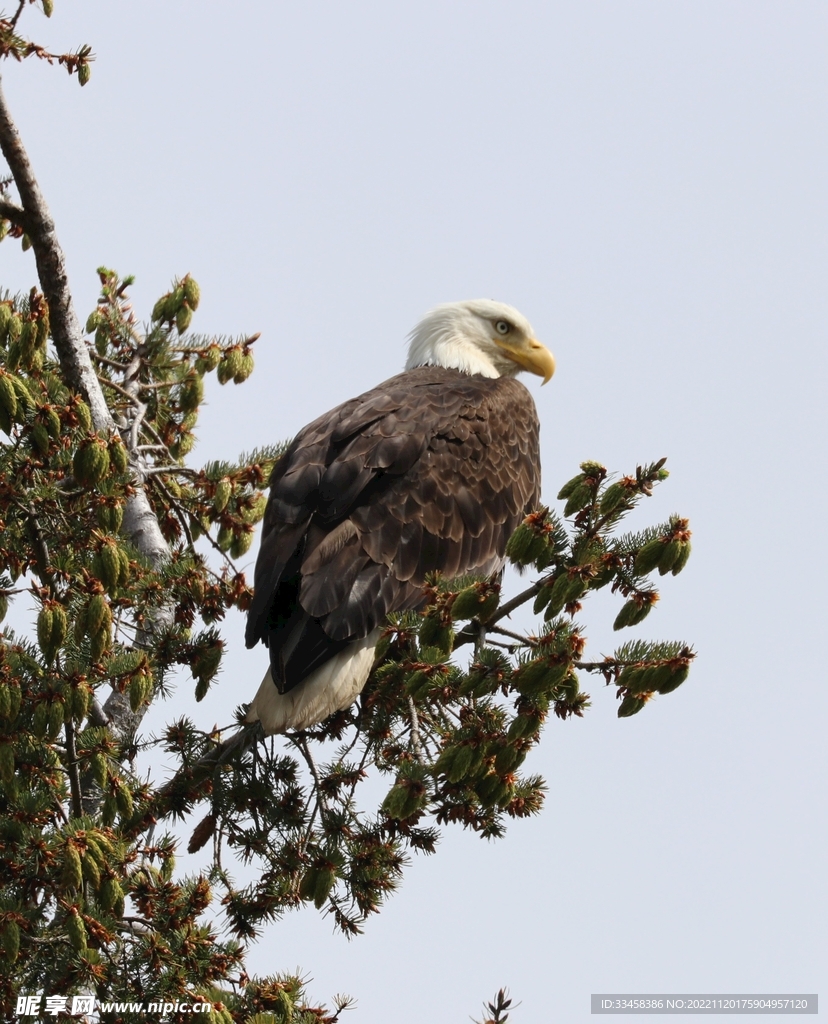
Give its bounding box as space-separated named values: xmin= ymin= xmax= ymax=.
xmin=495 ymin=320 xmax=511 ymax=336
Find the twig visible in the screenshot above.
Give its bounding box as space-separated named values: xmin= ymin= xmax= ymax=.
xmin=490 ymin=582 xmax=543 ymax=625
xmin=407 ymin=697 xmax=423 ymax=763
xmin=90 ymin=352 xmax=131 ymax=372
xmin=0 ymin=195 xmax=33 ymax=233
xmin=64 ymin=719 xmax=83 ymax=819
xmin=292 ymin=734 xmax=328 ymax=812
xmin=96 ymin=373 xmax=142 ymax=408
xmin=487 ymin=624 xmax=536 ymax=646
xmin=7 ymin=1 xmax=27 ymax=35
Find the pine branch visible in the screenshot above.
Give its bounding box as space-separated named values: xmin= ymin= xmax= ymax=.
xmin=0 ymin=72 xmax=172 ymax=747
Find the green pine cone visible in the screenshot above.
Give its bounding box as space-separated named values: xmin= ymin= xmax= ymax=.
xmin=31 ymin=420 xmax=51 ymax=456
xmin=81 ymin=851 xmax=101 ymax=889
xmin=7 ymin=684 xmax=20 ymax=721
xmin=100 ymin=876 xmax=124 ymax=914
xmin=634 ymin=538 xmax=665 ymax=576
xmin=90 ymin=622 xmax=111 ymax=662
xmin=86 ymin=594 xmax=110 ymax=635
xmin=90 ymin=752 xmax=108 ymax=789
xmin=18 ymin=320 xmax=35 ymax=362
xmin=96 ymin=501 xmax=123 ymax=533
xmin=201 ymin=344 xmax=223 ymax=371
xmin=75 ymin=399 xmax=92 ymax=432
xmin=505 ymin=522 xmax=536 ymax=565
xmin=224 ymin=345 xmax=244 ymax=379
xmin=475 ymin=773 xmax=510 ymax=808
xmin=101 ymin=793 xmax=117 ymax=826
xmin=670 ymin=540 xmax=692 ymax=575
xmin=233 ymin=351 xmax=254 ymax=383
xmin=47 ymin=700 xmax=65 ymax=740
xmin=67 ymin=909 xmax=87 ymax=950
xmin=117 ymin=547 xmax=130 ymax=587
xmin=50 ymin=605 xmax=68 ymax=651
xmin=418 ymin=615 xmax=453 ymax=654
xmin=176 ymin=304 xmax=193 ymax=334
xmin=446 ymin=744 xmax=476 ymax=784
xmin=213 ymin=478 xmax=232 ymax=513
xmin=0 ymin=373 xmax=18 ymax=424
xmin=557 ymin=472 xmax=585 ymax=500
xmin=299 ymin=867 xmax=320 ymax=902
xmin=563 ymin=481 xmax=594 ymax=517
xmin=99 ymin=541 xmax=121 ymax=592
xmin=381 ymin=784 xmax=411 ymax=820
xmin=494 ymin=744 xmax=524 ymax=775
xmin=109 ymin=437 xmax=129 ymax=474
xmin=128 ymin=676 xmax=144 ymax=713
xmin=62 ymin=845 xmax=83 ymax=890
xmin=313 ymin=869 xmax=336 ymax=909
xmin=73 ymin=601 xmax=89 ymax=644
xmin=32 ymin=701 xmax=49 ymax=737
xmin=37 ymin=605 xmax=56 ymax=658
xmin=182 ymin=276 xmax=201 ymax=310
xmin=45 ymin=406 xmax=62 ymax=439
xmin=657 ymin=539 xmax=682 ymax=575
xmin=70 ymin=681 xmax=90 ymax=721
xmin=402 ymin=669 xmax=429 ymax=699
xmin=1 ymin=921 xmax=19 ymax=963
xmin=0 ymin=744 xmax=14 ymax=784
xmin=180 ymin=373 xmax=204 ymax=413
xmin=507 ymin=712 xmax=542 ymax=742
xmin=114 ymin=780 xmax=134 ymax=818
xmin=216 ymin=358 xmax=233 ymax=385
xmin=613 ymin=598 xmax=653 ymax=631
xmin=599 ymin=481 xmax=628 ymax=514
xmin=230 ymin=529 xmax=254 ymax=559
xmin=517 ymin=659 xmax=569 ymax=698
xmin=35 ymin=314 xmax=50 ymax=350
xmin=151 ymin=295 xmax=169 ymax=322
xmin=618 ymin=694 xmax=647 ymax=718
xmin=656 ymin=664 xmax=689 ymax=694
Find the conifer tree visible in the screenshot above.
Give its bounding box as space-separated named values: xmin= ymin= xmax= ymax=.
xmin=0 ymin=5 xmax=694 ymax=1019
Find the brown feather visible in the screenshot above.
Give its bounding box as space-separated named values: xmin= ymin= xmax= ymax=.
xmin=245 ymin=367 xmax=541 ymax=695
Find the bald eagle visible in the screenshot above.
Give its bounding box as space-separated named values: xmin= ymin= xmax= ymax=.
xmin=245 ymin=300 xmax=554 ymax=733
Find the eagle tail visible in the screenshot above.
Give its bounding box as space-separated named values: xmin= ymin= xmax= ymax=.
xmin=245 ymin=629 xmax=381 ymax=734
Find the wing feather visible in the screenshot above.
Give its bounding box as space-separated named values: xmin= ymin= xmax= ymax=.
xmin=246 ymin=367 xmax=541 ymax=695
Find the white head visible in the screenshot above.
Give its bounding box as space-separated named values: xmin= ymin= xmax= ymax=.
xmin=405 ymin=299 xmax=555 ymax=383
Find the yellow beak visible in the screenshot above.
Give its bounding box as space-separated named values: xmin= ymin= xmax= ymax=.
xmin=497 ymin=337 xmax=556 ymax=384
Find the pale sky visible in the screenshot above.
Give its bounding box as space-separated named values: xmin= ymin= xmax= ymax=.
xmin=2 ymin=2 xmax=826 ymax=1020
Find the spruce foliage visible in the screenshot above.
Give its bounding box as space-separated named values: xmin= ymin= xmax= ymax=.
xmin=0 ymin=6 xmax=695 ymax=1019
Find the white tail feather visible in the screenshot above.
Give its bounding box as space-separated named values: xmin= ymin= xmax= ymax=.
xmin=246 ymin=629 xmax=382 ymax=734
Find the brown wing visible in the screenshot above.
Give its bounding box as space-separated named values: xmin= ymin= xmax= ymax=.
xmin=245 ymin=366 xmax=540 ymax=693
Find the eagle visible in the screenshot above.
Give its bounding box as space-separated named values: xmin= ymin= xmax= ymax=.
xmin=244 ymin=299 xmax=554 ymax=733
